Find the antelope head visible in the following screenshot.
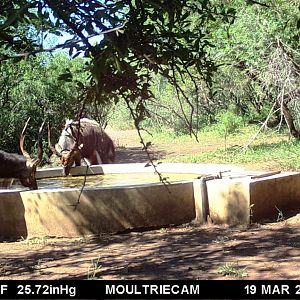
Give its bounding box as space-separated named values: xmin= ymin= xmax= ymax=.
xmin=48 ymin=123 xmax=82 ymax=176
xmin=19 ymin=118 xmax=44 ymax=190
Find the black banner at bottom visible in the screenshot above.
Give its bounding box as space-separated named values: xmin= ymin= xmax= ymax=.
xmin=0 ymin=280 xmax=298 ymax=299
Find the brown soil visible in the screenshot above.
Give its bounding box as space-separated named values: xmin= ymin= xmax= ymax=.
xmin=1 ymin=128 xmax=300 ymax=280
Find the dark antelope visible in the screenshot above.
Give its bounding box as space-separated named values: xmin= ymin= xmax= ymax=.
xmin=0 ymin=118 xmax=44 ymax=190
xmin=49 ymin=118 xmax=115 ymax=176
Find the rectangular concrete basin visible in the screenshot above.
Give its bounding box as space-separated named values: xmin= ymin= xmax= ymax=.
xmin=0 ymin=181 xmax=196 ymax=239
xmin=1 ymin=163 xmax=300 ymax=238
xmin=202 ymin=172 xmax=300 ymax=224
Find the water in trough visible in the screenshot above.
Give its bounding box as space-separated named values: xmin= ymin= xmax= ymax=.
xmin=2 ymin=173 xmax=203 ymax=190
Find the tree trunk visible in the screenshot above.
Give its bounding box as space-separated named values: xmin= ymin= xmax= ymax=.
xmin=281 ymin=102 xmax=300 ymax=139
xmin=234 ymin=60 xmax=300 ymax=139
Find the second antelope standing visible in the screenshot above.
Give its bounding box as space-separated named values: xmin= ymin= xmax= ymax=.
xmin=49 ymin=118 xmax=115 ymax=176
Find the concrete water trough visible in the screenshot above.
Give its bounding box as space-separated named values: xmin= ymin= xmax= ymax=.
xmin=1 ymin=162 xmax=300 ymax=239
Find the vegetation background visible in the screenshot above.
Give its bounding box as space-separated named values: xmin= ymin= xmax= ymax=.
xmin=0 ymin=0 xmax=299 ymax=169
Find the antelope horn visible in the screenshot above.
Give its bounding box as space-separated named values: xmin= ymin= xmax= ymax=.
xmin=35 ymin=120 xmax=45 ymax=166
xmin=48 ymin=123 xmax=62 ymax=157
xmin=19 ymin=117 xmax=32 ymax=160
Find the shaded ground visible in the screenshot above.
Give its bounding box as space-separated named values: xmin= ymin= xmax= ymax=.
xmin=2 ymin=222 xmax=300 ymax=280
xmin=110 ymin=127 xmax=202 ymax=164
xmin=110 ymin=128 xmax=165 ymax=163
xmin=1 ymin=127 xmax=300 ymax=280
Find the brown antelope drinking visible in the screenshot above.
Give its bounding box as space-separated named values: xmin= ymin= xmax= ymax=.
xmin=0 ymin=118 xmax=44 ymax=190
xmin=49 ymin=118 xmax=115 ymax=176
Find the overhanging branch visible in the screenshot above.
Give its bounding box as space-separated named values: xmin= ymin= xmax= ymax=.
xmin=0 ymin=23 xmax=127 ymax=62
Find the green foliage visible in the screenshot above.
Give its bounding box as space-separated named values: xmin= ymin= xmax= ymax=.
xmin=218 ymin=262 xmax=248 ymax=278
xmin=108 ymin=101 xmax=134 ymax=130
xmin=0 ymin=53 xmax=87 ymax=153
xmin=164 ymin=133 xmax=300 ymax=171
xmin=0 ymin=0 xmax=300 ymax=153
xmin=87 ymin=256 xmax=102 ymax=280
xmin=215 ymin=107 xmax=244 ymax=136
xmin=204 ymin=0 xmax=300 ymax=135
xmin=275 ymin=206 xmax=285 ymax=222
xmin=0 ymin=0 xmax=238 ymax=138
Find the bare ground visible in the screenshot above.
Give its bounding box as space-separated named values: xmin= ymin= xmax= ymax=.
xmin=1 ymin=128 xmax=300 ymax=280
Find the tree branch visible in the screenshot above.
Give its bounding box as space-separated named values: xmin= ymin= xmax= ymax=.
xmin=0 ymin=23 xmax=127 ymax=62
xmin=246 ymin=0 xmax=270 ymax=8
xmin=44 ymin=0 xmax=94 ymax=52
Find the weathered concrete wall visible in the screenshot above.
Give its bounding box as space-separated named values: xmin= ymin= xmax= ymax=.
xmin=250 ymin=172 xmax=300 ymax=222
xmin=205 ymin=172 xmax=300 ymax=225
xmin=1 ymin=182 xmax=195 ymax=238
xmin=206 ymin=178 xmax=250 ymax=225
xmin=0 ymin=191 xmax=28 ymax=239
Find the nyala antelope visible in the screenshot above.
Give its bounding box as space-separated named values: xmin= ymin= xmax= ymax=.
xmin=48 ymin=118 xmax=115 ymax=176
xmin=0 ymin=118 xmax=44 ymax=190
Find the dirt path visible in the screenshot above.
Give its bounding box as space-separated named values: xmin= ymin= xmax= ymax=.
xmin=108 ymin=128 xmax=166 ymax=163
xmin=1 ymin=128 xmax=300 ymax=280
xmin=108 ymin=127 xmax=288 ymax=171
xmin=109 ymin=127 xmax=223 ymax=165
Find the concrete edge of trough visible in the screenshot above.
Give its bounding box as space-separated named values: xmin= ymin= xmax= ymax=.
xmin=36 ymin=162 xmax=246 ymax=179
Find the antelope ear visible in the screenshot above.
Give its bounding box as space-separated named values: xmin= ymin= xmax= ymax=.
xmin=55 ymin=143 xmax=62 ymax=153
xmin=78 ymin=143 xmax=83 ymax=150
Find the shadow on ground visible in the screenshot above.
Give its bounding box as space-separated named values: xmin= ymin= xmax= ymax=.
xmin=1 ymin=223 xmax=300 ymax=280
xmin=115 ymin=147 xmax=167 ymax=163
